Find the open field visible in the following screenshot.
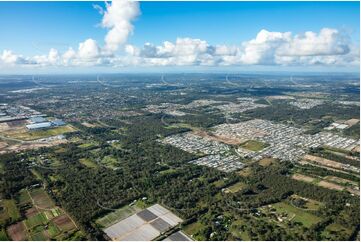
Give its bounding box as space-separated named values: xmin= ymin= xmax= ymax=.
xmin=292 ymin=173 xmax=315 ymax=183
xmin=7 ymin=222 xmax=28 ymax=241
xmin=101 ymin=155 xmax=119 ymax=169
xmin=304 ymin=154 xmax=343 ymax=169
xmin=79 ymin=158 xmax=98 ymax=168
xmin=18 ymin=188 xmax=32 ymax=205
xmin=259 ymin=157 xmax=275 ymax=167
xmin=270 ymin=202 xmax=322 ymax=228
xmin=324 ymin=176 xmax=359 ymax=186
xmin=5 ymin=125 xmax=75 ymax=141
xmin=30 ymin=188 xmax=55 ymax=210
xmin=95 ymin=204 xmax=142 ymax=228
xmin=240 ymin=140 xmax=268 ymax=151
xmin=289 ymin=195 xmax=323 ymax=211
xmin=318 ymin=180 xmax=344 ymax=191
xmin=224 ymin=182 xmax=246 ymax=193
xmin=322 ymin=223 xmax=353 ymax=240
xmin=292 ymin=173 xmax=349 ymax=192
xmin=183 ymin=222 xmax=206 ymax=240
xmin=230 ymin=220 xmax=251 ymax=241
xmin=0 ymin=199 xmax=20 ymax=224
xmin=0 ymin=228 xmax=8 ymax=240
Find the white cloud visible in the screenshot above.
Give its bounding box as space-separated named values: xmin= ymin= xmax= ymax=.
xmin=78 ymin=38 xmax=101 ymax=59
xmin=0 ymin=0 xmax=358 ymax=73
xmin=97 ymin=0 xmax=140 ymax=53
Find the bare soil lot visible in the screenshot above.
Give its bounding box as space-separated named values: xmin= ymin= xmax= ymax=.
xmin=7 ymin=222 xmax=28 ymax=241
xmin=292 ymin=174 xmax=315 ymax=183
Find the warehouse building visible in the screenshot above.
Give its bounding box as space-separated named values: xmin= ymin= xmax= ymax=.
xmin=26 ymin=122 xmax=52 ymax=130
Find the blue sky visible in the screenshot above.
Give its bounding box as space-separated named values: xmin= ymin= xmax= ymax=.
xmin=0 ymin=1 xmax=359 ymax=73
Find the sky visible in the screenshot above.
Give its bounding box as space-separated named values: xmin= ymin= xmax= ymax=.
xmin=0 ymin=0 xmax=359 ymax=74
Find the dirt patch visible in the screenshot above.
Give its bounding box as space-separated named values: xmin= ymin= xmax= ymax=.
xmin=344 ymin=118 xmax=359 ymax=127
xmin=81 ymin=122 xmax=97 ymax=128
xmin=303 ymin=154 xmax=344 ymax=170
xmin=25 ymin=207 xmax=38 ymax=218
xmin=259 ymin=158 xmax=275 ymax=167
xmin=292 ymin=174 xmax=315 ymax=183
xmin=53 ymin=214 xmax=76 ymax=231
xmin=7 ymin=222 xmax=28 ymax=241
xmin=318 ymin=181 xmax=344 ymax=191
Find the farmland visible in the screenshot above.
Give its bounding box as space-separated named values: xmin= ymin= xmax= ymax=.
xmin=1 ymin=187 xmax=82 ymax=241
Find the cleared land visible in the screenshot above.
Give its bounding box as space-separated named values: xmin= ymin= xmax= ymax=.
xmin=223 ymin=182 xmax=246 ymax=193
xmin=240 ymin=140 xmax=268 ymax=151
xmin=5 ymin=125 xmax=75 ymax=141
xmin=96 ymin=204 xmax=142 ymax=228
xmin=79 ymin=158 xmax=98 ymax=168
xmin=270 ymin=202 xmax=322 ymax=228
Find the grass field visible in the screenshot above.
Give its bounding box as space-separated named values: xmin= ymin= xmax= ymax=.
xmin=95 ymin=204 xmax=142 ymax=228
xmin=224 ymin=182 xmax=246 ymax=193
xmin=322 ymin=223 xmax=352 ymax=240
xmin=0 ymin=199 xmax=20 ymax=224
xmin=78 ymin=142 xmax=97 ymax=148
xmin=230 ymin=220 xmax=251 ymax=241
xmin=18 ymin=189 xmax=31 ymax=205
xmin=0 ymin=162 xmax=4 ymax=174
xmin=0 ymin=228 xmax=8 ymax=240
xmin=259 ymin=157 xmax=275 ymax=167
xmin=30 ymin=188 xmax=55 ymax=210
xmin=25 ymin=212 xmax=48 ymax=228
xmin=183 ymin=222 xmax=206 ymax=240
xmin=240 ymin=140 xmax=268 ymax=151
xmin=289 ymin=195 xmax=323 ymax=211
xmin=79 ymin=158 xmax=98 ymax=168
xmin=7 ymin=125 xmax=75 ymax=141
xmin=101 ymin=155 xmax=119 ymax=169
xmin=272 ymin=202 xmax=322 ymax=228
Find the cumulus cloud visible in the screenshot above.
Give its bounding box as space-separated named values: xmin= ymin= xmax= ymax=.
xmin=0 ymin=0 xmax=358 ymax=72
xmin=123 ymin=28 xmax=358 ymax=67
xmin=97 ymin=0 xmax=140 ymax=53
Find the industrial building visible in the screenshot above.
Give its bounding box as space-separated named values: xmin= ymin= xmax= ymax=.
xmin=26 ymin=122 xmax=52 ymax=130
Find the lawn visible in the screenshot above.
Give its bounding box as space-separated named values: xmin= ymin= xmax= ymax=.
xmin=272 ymin=202 xmax=322 ymax=228
xmin=240 ymin=140 xmax=268 ymax=151
xmin=79 ymin=158 xmax=98 ymax=168
xmin=95 ymin=204 xmax=142 ymax=228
